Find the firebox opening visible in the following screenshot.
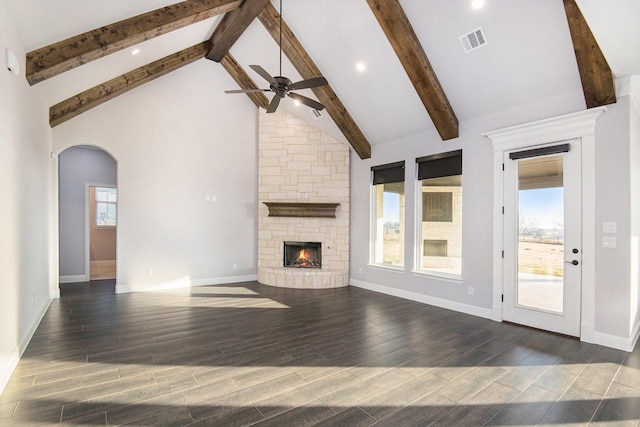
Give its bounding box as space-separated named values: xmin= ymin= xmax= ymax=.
xmin=284 ymin=241 xmax=322 ymax=268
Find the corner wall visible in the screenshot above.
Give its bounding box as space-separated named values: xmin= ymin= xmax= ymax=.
xmin=52 ymin=59 xmax=260 ymax=293
xmin=257 ymin=109 xmax=350 ymax=288
xmin=0 ymin=2 xmax=53 ymax=392
xmin=627 ymin=76 xmax=640 ymax=340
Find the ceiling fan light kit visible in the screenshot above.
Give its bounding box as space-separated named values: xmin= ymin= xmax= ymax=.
xmin=224 ymin=0 xmax=328 ymax=113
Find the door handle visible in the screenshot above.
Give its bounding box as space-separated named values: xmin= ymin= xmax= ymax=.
xmin=564 ymin=260 xmax=579 ymax=265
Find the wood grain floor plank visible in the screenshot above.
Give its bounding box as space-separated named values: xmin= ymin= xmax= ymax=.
xmin=1 ymin=280 xmax=637 ymax=426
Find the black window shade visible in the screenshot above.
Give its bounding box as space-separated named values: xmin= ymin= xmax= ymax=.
xmin=372 ymin=161 xmax=405 ymax=184
xmin=416 ymin=150 xmax=462 ymax=180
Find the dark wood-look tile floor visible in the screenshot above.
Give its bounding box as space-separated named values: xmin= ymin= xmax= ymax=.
xmin=2 ymin=280 xmax=639 ymax=426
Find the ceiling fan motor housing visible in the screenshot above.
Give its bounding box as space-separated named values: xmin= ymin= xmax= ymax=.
xmin=271 ymin=76 xmax=292 ymax=98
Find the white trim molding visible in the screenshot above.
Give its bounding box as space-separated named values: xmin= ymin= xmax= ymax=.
xmin=0 ymin=298 xmax=52 ymax=394
xmin=350 ymin=279 xmax=493 ymax=320
xmin=594 ymin=324 xmax=640 ymax=353
xmin=59 ymin=274 xmax=89 ymax=284
xmin=484 ymin=107 xmax=606 ymax=343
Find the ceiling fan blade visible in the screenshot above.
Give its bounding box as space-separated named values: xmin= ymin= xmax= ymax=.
xmin=288 ymin=92 xmax=325 ymax=111
xmin=225 ymin=88 xmax=270 ymax=94
xmin=266 ymin=95 xmax=281 ymax=113
xmin=249 ymin=65 xmax=277 ymax=85
xmin=289 ymin=76 xmax=328 ymax=91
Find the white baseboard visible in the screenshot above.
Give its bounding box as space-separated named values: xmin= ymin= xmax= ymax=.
xmin=349 ymin=279 xmax=493 ymax=320
xmin=592 ymin=320 xmax=640 ymax=352
xmin=594 ymin=328 xmax=639 ymax=352
xmin=0 ymin=298 xmax=52 ymax=394
xmin=59 ymin=274 xmax=89 ymax=283
xmin=116 ymin=274 xmax=258 ymax=294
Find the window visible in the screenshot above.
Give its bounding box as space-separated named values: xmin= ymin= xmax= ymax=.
xmin=371 ymin=161 xmax=405 ymax=267
xmin=95 ymin=187 xmax=117 ymax=226
xmin=416 ymin=150 xmax=462 ymax=277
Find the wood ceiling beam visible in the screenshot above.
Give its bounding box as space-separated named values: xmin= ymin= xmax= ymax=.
xmin=50 ymin=42 xmax=209 ymax=128
xmin=366 ymin=0 xmax=458 ymax=141
xmin=563 ymin=0 xmax=616 ymax=108
xmin=26 ymin=0 xmax=242 ymax=85
xmin=220 ymin=52 xmax=270 ymax=109
xmin=257 ymin=3 xmax=371 ymax=159
xmin=207 ymin=0 xmax=271 ymax=62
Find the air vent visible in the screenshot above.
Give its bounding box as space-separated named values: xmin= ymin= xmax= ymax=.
xmin=460 ymin=27 xmax=487 ymax=53
xmin=308 ymin=108 xmax=323 ymax=120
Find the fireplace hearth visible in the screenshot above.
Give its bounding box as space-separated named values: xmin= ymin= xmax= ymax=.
xmin=284 ymin=242 xmax=321 ymax=268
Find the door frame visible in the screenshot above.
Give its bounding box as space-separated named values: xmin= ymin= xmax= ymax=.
xmin=49 ymin=144 xmax=119 ymax=299
xmin=502 ymin=142 xmax=581 ymax=336
xmin=484 ymin=107 xmax=606 ymax=343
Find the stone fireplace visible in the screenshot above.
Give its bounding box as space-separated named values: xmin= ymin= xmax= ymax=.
xmin=257 ymin=109 xmax=349 ymax=288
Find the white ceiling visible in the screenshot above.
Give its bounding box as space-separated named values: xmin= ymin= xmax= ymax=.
xmin=5 ymin=0 xmax=639 ymax=147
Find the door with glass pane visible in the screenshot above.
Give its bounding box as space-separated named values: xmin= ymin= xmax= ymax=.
xmin=89 ymin=186 xmax=117 ymax=280
xmin=503 ymin=141 xmax=581 ymax=337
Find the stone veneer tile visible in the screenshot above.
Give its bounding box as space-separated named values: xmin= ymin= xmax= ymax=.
xmin=258 ymin=110 xmax=349 ymax=289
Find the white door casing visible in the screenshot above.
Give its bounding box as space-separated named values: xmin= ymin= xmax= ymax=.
xmin=484 ymin=107 xmax=606 ymax=342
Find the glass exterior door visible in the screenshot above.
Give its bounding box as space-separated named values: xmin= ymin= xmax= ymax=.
xmin=503 ymin=142 xmax=581 ymax=337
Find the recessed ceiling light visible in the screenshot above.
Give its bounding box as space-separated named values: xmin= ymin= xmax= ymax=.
xmin=471 ymin=0 xmax=485 ymax=9
xmin=131 ymin=48 xmax=141 ymax=55
xmin=356 ymin=62 xmax=366 ymax=72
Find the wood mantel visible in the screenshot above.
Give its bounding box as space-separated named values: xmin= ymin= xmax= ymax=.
xmin=263 ymin=202 xmax=340 ymax=218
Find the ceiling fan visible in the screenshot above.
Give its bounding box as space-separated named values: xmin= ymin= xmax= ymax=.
xmin=224 ymin=0 xmax=328 ymax=113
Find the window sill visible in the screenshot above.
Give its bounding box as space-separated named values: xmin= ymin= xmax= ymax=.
xmin=412 ymin=270 xmax=463 ymax=283
xmin=367 ymin=264 xmax=405 ymax=273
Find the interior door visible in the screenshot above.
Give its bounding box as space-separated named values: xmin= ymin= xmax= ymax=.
xmin=503 ymin=141 xmax=582 ymax=337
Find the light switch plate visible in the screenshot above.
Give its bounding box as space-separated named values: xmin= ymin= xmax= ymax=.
xmin=603 ymin=222 xmax=617 ymax=233
xmin=602 ymin=236 xmax=616 ymax=248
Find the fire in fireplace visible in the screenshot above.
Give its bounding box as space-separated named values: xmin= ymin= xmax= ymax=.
xmin=283 ymin=241 xmax=322 ymax=268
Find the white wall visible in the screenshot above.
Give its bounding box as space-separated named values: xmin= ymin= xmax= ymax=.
xmin=52 ymin=58 xmax=259 ymax=293
xmin=58 ymin=147 xmax=117 ymax=280
xmin=350 ymin=84 xmax=640 ymax=348
xmin=628 ymin=77 xmax=640 ymax=338
xmin=0 ymin=0 xmax=53 ymax=392
xmin=594 ymin=97 xmax=632 ymax=339
xmin=350 ymin=92 xmax=586 ymax=318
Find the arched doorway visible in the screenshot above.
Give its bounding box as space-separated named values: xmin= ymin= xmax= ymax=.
xmin=58 ymin=146 xmax=117 ymax=292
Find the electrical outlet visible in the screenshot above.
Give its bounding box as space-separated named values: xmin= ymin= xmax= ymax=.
xmin=233 ymin=263 xmax=238 ymax=270
xmin=147 ymin=267 xmax=153 ymax=275
xmin=468 ymin=287 xmax=474 ymax=296
xmin=358 ymin=267 xmax=363 ymax=274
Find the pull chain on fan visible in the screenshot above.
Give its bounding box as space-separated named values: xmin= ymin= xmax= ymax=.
xmin=224 ymin=0 xmax=328 ymax=113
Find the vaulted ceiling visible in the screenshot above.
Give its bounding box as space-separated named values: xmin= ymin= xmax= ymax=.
xmin=6 ymin=0 xmax=639 ymax=159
